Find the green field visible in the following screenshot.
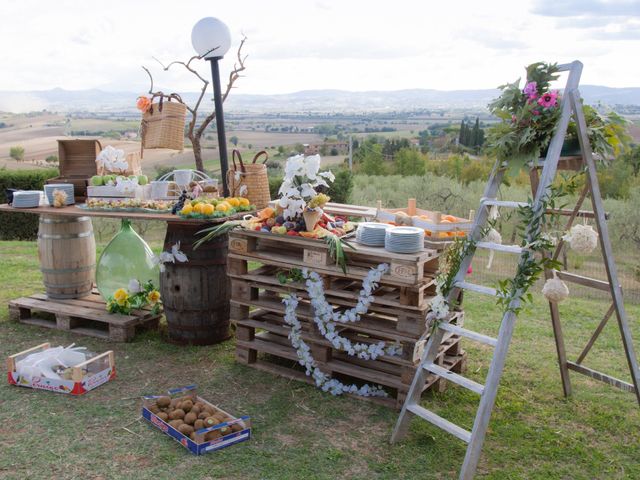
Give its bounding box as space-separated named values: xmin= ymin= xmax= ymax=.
xmin=0 ymin=240 xmax=639 ymax=479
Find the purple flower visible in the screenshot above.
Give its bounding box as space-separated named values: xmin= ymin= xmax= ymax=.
xmin=523 ymin=81 xmax=537 ymax=99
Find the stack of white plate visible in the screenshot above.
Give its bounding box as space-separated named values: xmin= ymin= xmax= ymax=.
xmin=44 ymin=184 xmax=75 ymax=205
xmin=356 ymin=222 xmax=392 ymax=246
xmin=385 ymin=226 xmax=424 ymax=253
xmin=11 ymin=191 xmax=42 ymax=208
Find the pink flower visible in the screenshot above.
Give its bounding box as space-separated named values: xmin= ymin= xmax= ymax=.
xmin=511 ymin=115 xmax=517 ymax=123
xmin=523 ymin=81 xmax=537 ymax=99
xmin=532 ymin=110 xmax=540 ymax=116
xmin=538 ymin=91 xmax=558 ymax=108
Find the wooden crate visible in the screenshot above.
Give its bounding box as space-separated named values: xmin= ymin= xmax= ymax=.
xmin=227 ymin=230 xmax=466 ymax=409
xmin=8 ymin=291 xmax=161 ymax=342
xmin=47 ymin=139 xmax=102 ymax=201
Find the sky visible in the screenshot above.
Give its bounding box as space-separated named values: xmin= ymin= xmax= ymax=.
xmin=0 ymin=0 xmax=639 ymax=94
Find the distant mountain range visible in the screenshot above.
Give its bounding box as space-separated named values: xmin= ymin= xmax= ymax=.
xmin=1 ymin=85 xmax=639 ymax=113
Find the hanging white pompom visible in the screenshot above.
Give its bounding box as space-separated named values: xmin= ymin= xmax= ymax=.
xmin=542 ymin=277 xmax=569 ymax=303
xmin=483 ymin=228 xmax=502 ymax=269
xmin=562 ymin=224 xmax=598 ymax=255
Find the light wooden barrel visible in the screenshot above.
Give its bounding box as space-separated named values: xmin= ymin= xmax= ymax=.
xmin=160 ymin=223 xmax=230 ymax=345
xmin=38 ymin=215 xmax=96 ymax=299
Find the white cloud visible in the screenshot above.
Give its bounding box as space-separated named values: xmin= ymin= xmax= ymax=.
xmin=0 ymin=0 xmax=638 ymax=94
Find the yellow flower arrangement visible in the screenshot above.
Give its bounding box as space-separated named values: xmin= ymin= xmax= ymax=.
xmin=113 ymin=288 xmax=129 ymax=306
xmin=147 ymin=290 xmax=161 ymax=304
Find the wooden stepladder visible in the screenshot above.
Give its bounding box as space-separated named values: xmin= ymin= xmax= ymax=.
xmin=390 ymin=60 xmax=640 ymax=480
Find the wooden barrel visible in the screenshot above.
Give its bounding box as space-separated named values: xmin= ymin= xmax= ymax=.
xmin=38 ymin=215 xmax=96 ymax=299
xmin=160 ymin=223 xmax=230 ymax=345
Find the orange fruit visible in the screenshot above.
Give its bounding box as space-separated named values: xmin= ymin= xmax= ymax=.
xmin=180 ymin=204 xmax=193 ymax=215
xmin=442 ymin=215 xmax=458 ymax=222
xmin=216 ymin=203 xmax=229 ymax=212
xmin=440 ymin=219 xmax=452 ymax=224
xmin=193 ymin=203 xmax=204 ymax=214
xmin=225 ymin=197 xmax=240 ymax=207
xmin=202 ymin=203 xmax=215 ymax=216
xmin=238 ymin=197 xmax=250 ymax=207
xmin=258 ymin=207 xmax=275 ymax=219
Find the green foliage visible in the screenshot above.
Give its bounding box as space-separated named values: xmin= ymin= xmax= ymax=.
xmin=268 ymin=175 xmax=283 ymax=199
xmin=360 ymin=144 xmax=386 ymax=175
xmin=394 ymin=148 xmax=425 ymax=176
xmin=326 ymin=169 xmax=354 ymax=204
xmin=597 ymin=157 xmax=634 ymax=199
xmin=153 ymin=165 xmax=174 ymax=180
xmin=9 ymin=146 xmax=25 ymax=162
xmin=294 ymin=143 xmax=305 ymax=154
xmin=621 ymin=144 xmax=640 ymax=176
xmin=569 ymin=105 xmax=631 ymax=162
xmin=0 ymin=168 xmax=59 ymax=240
xmin=45 ymin=155 xmax=58 ymax=164
xmin=230 ymin=136 xmax=239 ymax=146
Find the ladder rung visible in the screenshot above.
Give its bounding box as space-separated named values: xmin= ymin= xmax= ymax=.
xmin=423 ymin=362 xmax=485 ymax=395
xmin=476 ymin=241 xmax=525 ymax=254
xmin=480 ymin=199 xmax=528 ymax=209
xmin=439 ymin=323 xmax=498 ymax=347
xmin=407 ymin=404 xmax=472 ymax=443
xmin=455 ymin=281 xmax=497 ymax=296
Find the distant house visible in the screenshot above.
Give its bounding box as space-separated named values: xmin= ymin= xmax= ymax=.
xmin=304 ymin=141 xmax=349 ymax=156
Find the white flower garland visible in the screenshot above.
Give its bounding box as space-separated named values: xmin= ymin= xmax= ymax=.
xmin=283 ymin=294 xmax=388 ymax=397
xmin=301 ymin=264 xmax=402 ymax=360
xmin=280 ymin=263 xmax=402 ymax=397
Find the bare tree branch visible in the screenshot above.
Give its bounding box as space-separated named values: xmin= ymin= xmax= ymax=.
xmin=140 ymin=38 xmax=247 ymax=172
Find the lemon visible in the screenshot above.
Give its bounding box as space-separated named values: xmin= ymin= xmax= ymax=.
xmin=226 ymin=197 xmax=240 ymax=207
xmin=193 ymin=203 xmax=204 ymax=214
xmin=216 ymin=203 xmax=229 ymax=212
xmin=238 ymin=197 xmax=250 ymax=207
xmin=202 ymin=203 xmax=215 ymax=216
xmin=180 ymin=204 xmax=193 ymax=215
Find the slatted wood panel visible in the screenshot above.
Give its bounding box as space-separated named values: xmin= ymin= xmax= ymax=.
xmin=228 ymin=229 xmax=466 ymax=409
xmin=8 ymin=291 xmax=161 ymax=342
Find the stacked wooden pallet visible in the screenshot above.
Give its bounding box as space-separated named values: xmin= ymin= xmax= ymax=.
xmin=227 ymin=230 xmax=466 ymax=409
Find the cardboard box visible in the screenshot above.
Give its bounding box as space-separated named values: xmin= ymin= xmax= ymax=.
xmin=142 ymin=385 xmax=251 ymax=455
xmin=7 ymin=343 xmax=115 ymax=395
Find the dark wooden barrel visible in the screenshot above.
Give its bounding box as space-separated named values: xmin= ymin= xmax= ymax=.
xmin=38 ymin=215 xmax=96 ymax=299
xmin=160 ymin=223 xmax=230 ymax=345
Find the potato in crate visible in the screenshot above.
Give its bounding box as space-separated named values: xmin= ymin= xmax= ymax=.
xmin=7 ymin=342 xmax=115 ymax=395
xmin=142 ymin=385 xmax=251 ymax=455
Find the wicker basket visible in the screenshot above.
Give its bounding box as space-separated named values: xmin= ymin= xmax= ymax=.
xmin=227 ymin=163 xmax=271 ymax=209
xmin=141 ymin=94 xmax=186 ymax=153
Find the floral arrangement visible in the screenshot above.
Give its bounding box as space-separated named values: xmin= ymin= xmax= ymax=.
xmin=96 ymin=145 xmax=130 ymax=175
xmin=487 ymin=61 xmax=629 ymax=170
xmin=107 ymin=279 xmax=161 ymax=315
xmin=195 ymin=155 xmax=356 ymax=272
xmin=281 ymin=264 xmax=399 ymax=397
xmin=136 ymin=96 xmax=152 ymax=113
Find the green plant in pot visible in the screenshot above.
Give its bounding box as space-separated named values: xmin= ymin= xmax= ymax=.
xmin=487 ymin=62 xmax=630 ymax=172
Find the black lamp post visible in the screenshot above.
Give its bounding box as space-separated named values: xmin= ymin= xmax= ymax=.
xmin=192 ymin=17 xmax=232 ymax=197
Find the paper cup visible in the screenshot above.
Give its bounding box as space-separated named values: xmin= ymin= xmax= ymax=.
xmin=150 ymin=181 xmax=170 ymax=199
xmin=173 ymin=169 xmax=193 ymax=187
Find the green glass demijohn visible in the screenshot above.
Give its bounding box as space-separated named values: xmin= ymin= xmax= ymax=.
xmin=96 ymin=219 xmax=159 ymax=301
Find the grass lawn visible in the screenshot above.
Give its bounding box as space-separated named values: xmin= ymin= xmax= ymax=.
xmin=0 ymin=240 xmax=639 ymax=479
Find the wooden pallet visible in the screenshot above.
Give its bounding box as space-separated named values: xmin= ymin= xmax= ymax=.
xmin=235 ymin=314 xmax=466 ymax=409
xmin=8 ymin=291 xmax=161 ymax=342
xmin=228 ymin=229 xmax=466 ymax=409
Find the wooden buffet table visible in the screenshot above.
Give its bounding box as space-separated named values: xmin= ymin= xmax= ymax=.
xmin=0 ymin=203 xmax=241 ymax=344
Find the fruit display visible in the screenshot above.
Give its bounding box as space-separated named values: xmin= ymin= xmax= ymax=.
xmin=82 ymin=198 xmax=174 ymax=213
xmin=178 ymin=196 xmax=255 ymax=219
xmin=145 ymin=393 xmax=248 ymax=445
xmin=240 ymin=206 xmax=355 ymax=238
xmin=90 ymin=174 xmax=149 ymax=186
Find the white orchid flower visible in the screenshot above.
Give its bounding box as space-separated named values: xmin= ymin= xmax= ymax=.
xmin=128 ymin=279 xmax=141 ymax=293
xmin=171 ymin=242 xmax=188 ymax=263
xmin=303 ymin=154 xmax=321 ymax=179
xmin=284 ymin=154 xmax=305 ymax=179
xmin=299 ymin=183 xmax=316 ymax=199
xmin=318 ymin=170 xmax=335 ymax=182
